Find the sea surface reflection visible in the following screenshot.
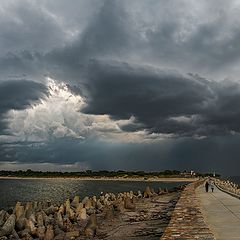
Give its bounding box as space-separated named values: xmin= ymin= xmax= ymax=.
xmin=0 ymin=178 xmax=187 ymax=209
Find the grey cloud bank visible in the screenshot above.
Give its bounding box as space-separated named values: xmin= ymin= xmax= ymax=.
xmin=1 ymin=136 xmax=240 ymax=175
xmin=0 ymin=80 xmax=48 ymax=133
xmin=1 ymin=0 xmax=240 ymax=174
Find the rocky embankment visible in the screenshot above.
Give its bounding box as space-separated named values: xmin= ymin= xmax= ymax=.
xmin=214 ymin=178 xmax=240 ymax=197
xmin=0 ymin=185 xmax=184 ymax=240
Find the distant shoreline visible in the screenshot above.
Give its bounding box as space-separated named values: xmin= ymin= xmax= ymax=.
xmin=0 ymin=176 xmax=198 ymax=182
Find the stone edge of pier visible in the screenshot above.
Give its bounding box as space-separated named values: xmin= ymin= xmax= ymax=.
xmin=160 ymin=180 xmax=215 ymax=240
xmin=215 ymin=182 xmax=240 ymax=200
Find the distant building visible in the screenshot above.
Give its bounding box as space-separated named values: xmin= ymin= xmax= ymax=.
xmin=180 ymin=170 xmax=195 ymax=177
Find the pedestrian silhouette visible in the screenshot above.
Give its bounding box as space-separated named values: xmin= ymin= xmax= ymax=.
xmin=210 ymin=181 xmax=214 ymax=192
xmin=205 ymin=181 xmax=209 ymax=192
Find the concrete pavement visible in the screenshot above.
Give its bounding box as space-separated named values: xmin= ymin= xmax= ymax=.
xmin=161 ymin=181 xmax=215 ymax=240
xmin=196 ymin=184 xmax=240 ymax=240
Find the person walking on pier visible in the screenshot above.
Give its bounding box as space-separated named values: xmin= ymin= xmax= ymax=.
xmin=210 ymin=180 xmax=214 ymax=192
xmin=205 ymin=181 xmax=209 ymax=192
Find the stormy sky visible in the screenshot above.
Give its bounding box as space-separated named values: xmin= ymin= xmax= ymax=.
xmin=1 ymin=0 xmax=240 ymax=175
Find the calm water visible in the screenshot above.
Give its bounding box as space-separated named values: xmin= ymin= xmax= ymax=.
xmin=0 ymin=179 xmax=187 ymax=210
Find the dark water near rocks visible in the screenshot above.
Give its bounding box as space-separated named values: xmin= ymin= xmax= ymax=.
xmin=0 ymin=179 xmax=187 ymax=210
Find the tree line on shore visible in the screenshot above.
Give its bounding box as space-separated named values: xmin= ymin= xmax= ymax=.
xmin=0 ymin=169 xmax=220 ymax=178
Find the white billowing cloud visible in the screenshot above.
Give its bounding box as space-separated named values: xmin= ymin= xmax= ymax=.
xmin=6 ymin=79 xmax=84 ymax=141
xmin=5 ymin=78 xmax=169 ymax=143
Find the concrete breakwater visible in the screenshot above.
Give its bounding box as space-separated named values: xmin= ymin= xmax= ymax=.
xmin=0 ymin=185 xmax=184 ymax=239
xmin=214 ymin=178 xmax=240 ymax=198
xmin=161 ymin=180 xmax=215 ymax=240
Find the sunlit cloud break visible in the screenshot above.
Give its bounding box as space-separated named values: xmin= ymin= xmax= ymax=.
xmin=5 ymin=78 xmax=169 ymax=144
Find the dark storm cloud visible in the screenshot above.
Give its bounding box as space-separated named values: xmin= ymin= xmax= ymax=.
xmin=0 ymin=80 xmax=48 ymax=132
xmin=50 ymin=0 xmax=240 ymax=76
xmin=2 ymin=136 xmax=240 ymax=175
xmin=124 ymin=0 xmax=240 ymax=78
xmin=0 ymin=1 xmax=66 ymax=56
xmin=44 ymin=0 xmax=240 ymax=80
xmin=44 ymin=0 xmax=140 ymax=85
xmin=145 ymin=8 xmax=240 ymax=73
xmin=2 ymin=0 xmax=240 ymax=81
xmin=0 ymin=51 xmax=46 ymax=82
xmin=71 ymin=0 xmax=137 ymax=60
xmin=0 ymin=80 xmax=48 ymax=114
xmin=201 ymin=81 xmax=240 ymax=133
xmin=37 ymin=0 xmax=240 ymax=138
xmin=81 ymin=60 xmax=240 ymax=137
xmin=2 ymin=0 xmax=240 ymax=174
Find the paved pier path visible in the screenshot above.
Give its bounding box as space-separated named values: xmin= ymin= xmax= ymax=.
xmin=196 ymin=184 xmax=240 ymax=240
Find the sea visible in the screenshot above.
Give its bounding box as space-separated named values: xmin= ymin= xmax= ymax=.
xmin=0 ymin=178 xmax=187 ymax=210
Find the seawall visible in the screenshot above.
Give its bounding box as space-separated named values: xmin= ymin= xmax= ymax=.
xmin=161 ymin=180 xmax=215 ymax=240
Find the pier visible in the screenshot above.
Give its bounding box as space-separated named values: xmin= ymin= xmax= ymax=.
xmin=196 ymin=183 xmax=240 ymax=240
xmin=161 ymin=179 xmax=240 ymax=239
xmin=161 ymin=180 xmax=215 ymax=240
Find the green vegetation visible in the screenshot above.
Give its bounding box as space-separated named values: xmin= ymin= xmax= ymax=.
xmin=0 ymin=169 xmax=219 ymax=178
